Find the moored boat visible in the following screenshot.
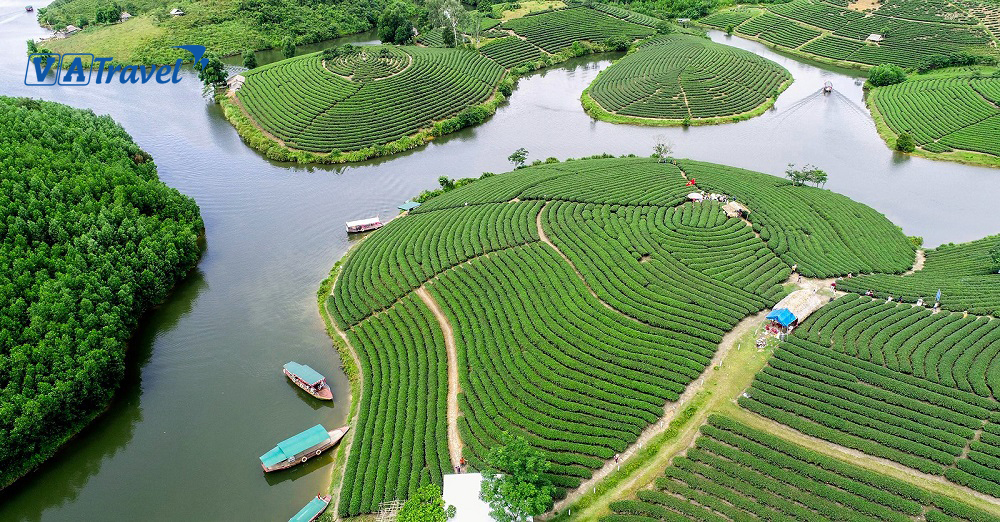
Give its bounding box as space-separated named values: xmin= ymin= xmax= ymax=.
xmin=25 ymin=5 xmax=33 ymax=10
xmin=260 ymin=424 xmax=349 ymax=472
xmin=289 ymin=494 xmax=332 ymax=522
xmin=345 ymin=216 xmax=382 ymax=234
xmin=283 ymin=361 xmax=333 ymax=400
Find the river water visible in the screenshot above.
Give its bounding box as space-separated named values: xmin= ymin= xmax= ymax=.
xmin=1 ymin=2 xmax=998 ymax=520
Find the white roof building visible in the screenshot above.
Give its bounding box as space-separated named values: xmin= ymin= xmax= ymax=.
xmin=443 ymin=473 xmax=532 ymax=522
xmin=867 ymin=33 xmax=884 ymax=42
xmin=170 ymin=8 xmax=185 ymax=16
xmin=120 ymin=11 xmax=131 ymax=21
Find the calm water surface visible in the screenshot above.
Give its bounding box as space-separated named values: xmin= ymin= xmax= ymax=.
xmin=1 ymin=3 xmax=999 ymax=520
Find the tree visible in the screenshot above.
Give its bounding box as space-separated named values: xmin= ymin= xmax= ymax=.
xmin=242 ymin=49 xmax=258 ymax=69
xmin=196 ymin=54 xmax=228 ymax=90
xmin=508 ymin=147 xmax=528 ymax=168
xmin=656 ymin=21 xmax=673 ymax=34
xmin=895 ymin=133 xmax=916 ymax=153
xmin=438 ymin=175 xmax=454 ymax=189
xmin=480 ymin=432 xmax=554 ymax=522
xmin=868 ymin=63 xmax=906 ymax=87
xmin=398 ymin=484 xmax=456 ymax=522
xmin=378 ymin=2 xmax=415 ymax=44
xmin=989 ymin=245 xmax=1000 ymax=273
xmin=427 ymin=0 xmax=466 ymax=50
xmin=442 ymin=26 xmax=456 ymax=47
xmin=652 ymin=136 xmax=673 ymax=163
xmin=725 ymin=23 xmax=735 ymax=35
xmin=785 ymin=163 xmax=828 ymax=187
xmin=282 ymin=36 xmax=296 ymax=59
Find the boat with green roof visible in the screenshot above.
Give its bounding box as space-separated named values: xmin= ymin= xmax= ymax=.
xmin=259 ymin=424 xmax=349 ymax=472
xmin=283 ymin=361 xmax=333 ymax=400
xmin=289 ymin=493 xmax=332 ymax=522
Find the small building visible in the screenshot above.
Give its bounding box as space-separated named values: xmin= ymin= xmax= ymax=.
xmin=64 ymin=24 xmax=80 ymax=34
xmin=443 ymin=473 xmax=530 ymax=522
xmin=170 ymin=8 xmax=185 ymax=16
xmin=120 ymin=11 xmax=131 ymax=21
xmin=227 ymin=74 xmax=245 ymax=93
xmin=397 ymin=201 xmax=421 ymax=212
xmin=677 ymin=17 xmax=691 ymax=26
xmin=346 ymin=216 xmax=383 ymax=234
xmin=766 ymin=308 xmax=797 ymax=333
xmin=866 ymin=33 xmax=884 ymax=43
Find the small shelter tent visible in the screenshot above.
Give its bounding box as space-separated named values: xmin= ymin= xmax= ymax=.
xmin=398 ymin=201 xmax=421 ymax=212
xmin=766 ymin=308 xmax=796 ymax=327
xmin=867 ymin=34 xmax=884 ymax=42
xmin=687 ymin=192 xmax=704 ymax=202
xmin=170 ymin=8 xmax=185 ymax=16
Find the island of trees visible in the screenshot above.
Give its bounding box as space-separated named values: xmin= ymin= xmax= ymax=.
xmin=0 ymin=97 xmax=203 ymax=490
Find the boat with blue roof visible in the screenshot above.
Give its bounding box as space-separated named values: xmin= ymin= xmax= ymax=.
xmin=289 ymin=493 xmax=332 ymax=522
xmin=283 ymin=361 xmax=333 ymax=400
xmin=260 ymin=424 xmax=349 ymax=472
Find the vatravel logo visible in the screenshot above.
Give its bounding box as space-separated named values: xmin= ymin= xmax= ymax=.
xmin=25 ymin=45 xmax=210 ymax=86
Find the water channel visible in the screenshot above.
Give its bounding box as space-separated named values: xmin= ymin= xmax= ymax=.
xmin=1 ymin=2 xmax=998 ymax=519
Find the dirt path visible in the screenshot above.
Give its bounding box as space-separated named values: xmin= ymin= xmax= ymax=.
xmin=904 ymin=249 xmax=926 ymax=275
xmin=415 ymin=286 xmax=464 ymax=468
xmin=557 ymin=310 xmax=772 ymax=519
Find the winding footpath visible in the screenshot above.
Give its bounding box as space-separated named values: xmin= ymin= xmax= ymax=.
xmin=415 ymin=286 xmax=465 ymax=469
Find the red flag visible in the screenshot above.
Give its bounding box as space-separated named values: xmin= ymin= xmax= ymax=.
xmin=685 ymin=178 xmax=696 ymax=186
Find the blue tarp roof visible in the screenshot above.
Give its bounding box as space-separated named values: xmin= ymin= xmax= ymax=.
xmin=289 ymin=496 xmax=328 ymax=522
xmin=766 ymin=308 xmax=797 ymax=327
xmin=398 ymin=201 xmax=421 ymax=211
xmin=284 ymin=361 xmax=325 ymax=385
xmin=260 ymin=424 xmax=329 ymax=468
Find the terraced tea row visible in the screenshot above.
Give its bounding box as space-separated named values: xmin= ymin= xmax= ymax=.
xmin=700 ymin=0 xmax=998 ymax=69
xmin=839 ymin=234 xmax=1000 ymax=315
xmin=477 ymin=36 xmax=544 ymax=68
xmin=500 ymin=6 xmax=654 ymax=53
xmin=870 ymin=75 xmax=1000 ymax=160
xmin=742 ymin=295 xmax=1000 ymax=498
xmin=326 ymin=158 xmax=921 ymax=514
xmin=585 ymin=34 xmax=791 ymax=123
xmin=603 ymin=416 xmax=999 ymax=522
xmin=676 ymin=160 xmax=916 ymax=278
xmin=337 ymin=294 xmax=451 ymax=516
xmin=236 ymin=46 xmax=504 ymax=154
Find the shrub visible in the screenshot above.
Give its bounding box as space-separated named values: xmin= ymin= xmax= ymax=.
xmin=868 ymin=63 xmax=907 ymax=87
xmin=895 ymin=133 xmax=916 ymax=153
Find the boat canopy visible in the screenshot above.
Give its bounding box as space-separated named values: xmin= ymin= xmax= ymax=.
xmin=284 ymin=361 xmax=325 ymax=386
xmin=345 ymin=217 xmax=381 ymax=228
xmin=766 ymin=308 xmax=797 ymax=327
xmin=260 ymin=424 xmax=330 ymax=468
xmin=289 ymin=496 xmax=328 ymax=522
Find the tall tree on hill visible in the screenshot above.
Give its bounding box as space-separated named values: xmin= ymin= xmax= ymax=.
xmin=480 ymin=432 xmax=554 ymax=522
xmin=378 ymin=1 xmax=415 ymax=44
xmin=427 ymin=0 xmax=466 ymax=48
xmin=282 ymin=35 xmax=296 ymax=59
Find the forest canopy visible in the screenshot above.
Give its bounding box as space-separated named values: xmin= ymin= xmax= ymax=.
xmin=0 ymin=96 xmax=203 ymax=489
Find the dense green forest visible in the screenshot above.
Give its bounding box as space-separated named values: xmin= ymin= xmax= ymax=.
xmin=0 ymin=97 xmax=203 ymax=488
xmin=37 ymin=0 xmax=393 ymax=64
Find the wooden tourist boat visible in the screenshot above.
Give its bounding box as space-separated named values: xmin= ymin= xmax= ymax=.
xmin=288 ymin=494 xmax=332 ymax=522
xmin=260 ymin=424 xmax=349 ymax=472
xmin=283 ymin=361 xmax=333 ymax=400
xmin=25 ymin=5 xmax=33 ymax=11
xmin=345 ymin=216 xmax=382 ymax=234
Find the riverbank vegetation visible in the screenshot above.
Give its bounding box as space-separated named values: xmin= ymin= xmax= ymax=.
xmin=583 ymin=33 xmax=791 ymax=125
xmin=698 ymin=0 xmax=1000 ymax=71
xmin=867 ymin=68 xmax=1000 ymax=167
xmin=0 ymin=97 xmax=203 ymax=490
xmin=35 ymin=0 xmax=386 ymax=64
xmin=322 ymin=156 xmax=919 ymax=516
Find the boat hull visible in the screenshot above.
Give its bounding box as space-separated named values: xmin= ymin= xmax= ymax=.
xmin=261 ymin=426 xmax=349 ymax=472
xmin=284 ymin=368 xmax=333 ymax=400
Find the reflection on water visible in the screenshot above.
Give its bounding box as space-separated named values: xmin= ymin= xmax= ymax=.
xmin=1 ymin=6 xmax=999 ymax=521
